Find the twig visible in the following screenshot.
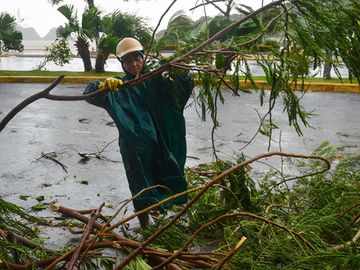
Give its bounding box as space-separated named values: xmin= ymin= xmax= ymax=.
xmin=153 ymin=210 xmax=315 ymax=269
xmin=264 ymin=203 xmax=289 ymax=214
xmin=66 ymin=203 xmax=104 ymax=270
xmin=190 ymin=0 xmax=226 ymax=14
xmin=97 ymin=138 xmax=117 ymax=155
xmin=38 ymin=152 xmax=68 ymax=173
xmin=143 ymin=0 xmax=178 ymax=65
xmin=0 ymin=75 xmax=64 ymax=132
xmin=0 ymin=229 xmax=43 ymax=249
xmin=115 ymin=151 xmax=329 ymax=269
xmin=81 ymin=185 xmax=170 ymax=256
xmin=50 ymin=203 xmax=212 ymax=269
xmin=44 ymin=203 xmax=117 ymax=270
xmin=104 ymin=186 xmax=202 ymax=231
xmin=267 ymin=166 xmax=331 ymax=193
xmin=77 ymin=209 xmax=108 ymax=223
xmin=330 ymin=229 xmax=360 ymax=251
xmin=0 ymin=0 xmax=287 ymax=133
xmin=214 ymin=236 xmax=247 ymax=270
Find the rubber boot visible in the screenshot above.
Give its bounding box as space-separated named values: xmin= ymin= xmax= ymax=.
xmin=138 ymin=213 xmax=150 ymax=229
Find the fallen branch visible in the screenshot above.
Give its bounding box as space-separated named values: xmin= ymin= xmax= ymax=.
xmin=49 ymin=203 xmax=213 ymax=269
xmin=0 ymin=75 xmax=64 ymax=132
xmin=330 ymin=229 xmax=360 ymax=251
xmin=0 ymin=0 xmax=286 ymax=133
xmin=214 ymin=236 xmax=247 ymax=270
xmin=153 ymin=210 xmax=316 ymax=269
xmin=67 ymin=202 xmax=104 ymax=270
xmin=115 ymin=151 xmax=329 ymax=269
xmin=37 ymin=152 xmax=68 ymax=173
xmin=0 ymin=229 xmax=43 ymax=249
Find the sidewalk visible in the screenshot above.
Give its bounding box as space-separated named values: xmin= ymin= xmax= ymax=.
xmin=1 ymin=76 xmax=360 ymax=93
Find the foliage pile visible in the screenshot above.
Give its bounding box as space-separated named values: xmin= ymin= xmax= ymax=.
xmin=1 ymin=0 xmax=360 ymax=268
xmin=0 ymin=143 xmax=359 ymax=269
xmin=142 ymin=144 xmax=360 ymax=269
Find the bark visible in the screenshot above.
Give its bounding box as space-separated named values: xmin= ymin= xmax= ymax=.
xmin=87 ymin=0 xmax=94 ymax=7
xmin=76 ymin=37 xmax=93 ymax=72
xmin=67 ymin=203 xmax=105 ymax=270
xmin=323 ymin=48 xmax=332 ymax=79
xmin=95 ymin=50 xmax=110 ymax=73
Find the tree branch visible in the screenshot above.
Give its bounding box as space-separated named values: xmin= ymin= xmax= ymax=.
xmin=114 ymin=151 xmax=329 ymax=269
xmin=0 ymin=75 xmax=64 ymax=132
xmin=143 ymin=0 xmax=178 ymax=64
xmin=0 ymin=0 xmax=286 ymax=133
xmin=66 ymin=203 xmax=104 ymax=270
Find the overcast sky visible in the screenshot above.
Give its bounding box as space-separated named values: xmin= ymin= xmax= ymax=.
xmin=0 ymin=0 xmax=271 ymax=37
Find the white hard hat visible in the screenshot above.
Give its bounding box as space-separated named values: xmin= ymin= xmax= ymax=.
xmin=116 ymin=37 xmax=143 ymax=59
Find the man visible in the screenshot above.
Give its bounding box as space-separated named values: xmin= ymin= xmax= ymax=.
xmin=83 ymin=37 xmax=193 ymax=228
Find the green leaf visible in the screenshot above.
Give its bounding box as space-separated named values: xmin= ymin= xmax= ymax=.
xmin=36 ymin=196 xmax=45 ymax=202
xmin=31 ymin=203 xmax=47 ymax=211
xmin=215 ymin=53 xmax=225 ymax=69
xmin=19 ymin=195 xmax=30 ymax=201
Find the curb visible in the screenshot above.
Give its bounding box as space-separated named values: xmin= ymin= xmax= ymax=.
xmin=1 ymin=76 xmax=359 ymax=93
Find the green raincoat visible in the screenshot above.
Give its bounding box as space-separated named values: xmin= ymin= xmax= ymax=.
xmin=83 ymin=69 xmax=193 ymax=211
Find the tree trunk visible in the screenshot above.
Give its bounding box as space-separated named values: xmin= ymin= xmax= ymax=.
xmin=95 ymin=49 xmax=110 ymax=73
xmin=76 ymin=38 xmax=93 ymax=72
xmin=323 ymin=49 xmax=332 ymax=79
xmin=87 ymin=0 xmax=94 ymax=8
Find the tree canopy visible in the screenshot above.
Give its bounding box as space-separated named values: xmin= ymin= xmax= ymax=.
xmin=1 ymin=1 xmax=360 ymax=269
xmin=0 ymin=12 xmax=23 ymax=52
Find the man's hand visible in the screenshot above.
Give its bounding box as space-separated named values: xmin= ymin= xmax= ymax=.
xmin=99 ymin=77 xmax=123 ymax=92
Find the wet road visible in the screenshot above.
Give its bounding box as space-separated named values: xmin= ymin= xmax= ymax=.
xmin=1 ymin=82 xmax=359 ymax=246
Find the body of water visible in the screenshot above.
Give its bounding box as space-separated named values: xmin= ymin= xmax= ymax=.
xmin=0 ymin=55 xmax=123 ymax=72
xmin=0 ymin=39 xmax=351 ymax=77
xmin=0 ymin=55 xmax=351 ymax=79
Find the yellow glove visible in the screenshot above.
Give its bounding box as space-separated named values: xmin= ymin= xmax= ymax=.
xmin=99 ymin=77 xmax=123 ymax=92
xmin=178 ymin=47 xmax=186 ymax=56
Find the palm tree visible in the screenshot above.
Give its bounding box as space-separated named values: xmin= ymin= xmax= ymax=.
xmin=56 ymin=5 xmax=101 ymax=71
xmin=158 ymin=10 xmax=194 ymax=50
xmin=95 ymin=11 xmax=152 ymax=72
xmin=0 ymin=12 xmax=23 ymax=53
xmin=197 ymin=0 xmax=236 ymax=17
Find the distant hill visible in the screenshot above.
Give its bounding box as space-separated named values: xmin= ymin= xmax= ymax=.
xmin=42 ymin=28 xmax=57 ymax=41
xmin=16 ymin=25 xmax=41 ymax=40
xmin=16 ymin=25 xmax=57 ymax=41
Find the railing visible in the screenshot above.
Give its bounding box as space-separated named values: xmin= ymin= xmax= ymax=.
xmin=1 ymin=48 xmax=48 ymax=57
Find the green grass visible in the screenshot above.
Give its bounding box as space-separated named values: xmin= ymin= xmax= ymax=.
xmin=0 ymin=70 xmax=120 ymax=77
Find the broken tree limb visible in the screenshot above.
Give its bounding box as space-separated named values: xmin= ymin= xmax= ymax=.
xmin=115 ymin=151 xmax=329 ymax=269
xmin=0 ymin=229 xmax=43 ymax=250
xmin=0 ymin=75 xmax=64 ymax=132
xmin=50 ymin=204 xmax=215 ymax=269
xmin=0 ymin=0 xmax=286 ymax=134
xmin=37 ymin=152 xmax=68 ymax=173
xmin=66 ymin=202 xmax=105 ymax=270
xmin=330 ymin=229 xmax=360 ymax=251
xmin=214 ymin=236 xmax=247 ymax=270
xmin=152 ymin=210 xmax=316 ymax=269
